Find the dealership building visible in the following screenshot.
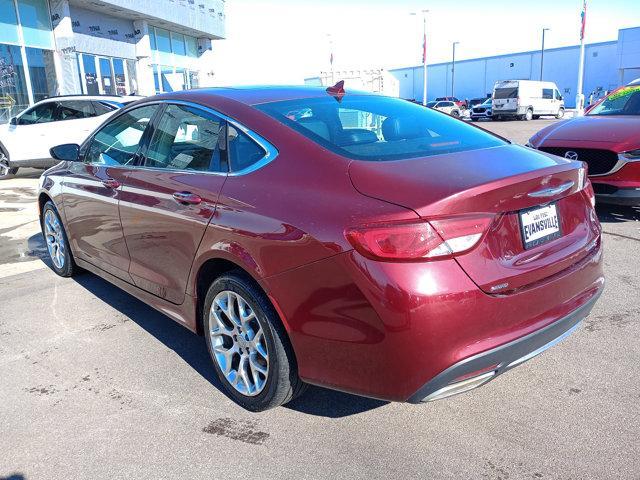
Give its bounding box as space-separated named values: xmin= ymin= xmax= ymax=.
xmin=0 ymin=0 xmax=225 ymax=122
xmin=390 ymin=26 xmax=640 ymax=107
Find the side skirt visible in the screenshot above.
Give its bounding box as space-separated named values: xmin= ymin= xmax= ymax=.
xmin=75 ymin=257 xmax=199 ymax=334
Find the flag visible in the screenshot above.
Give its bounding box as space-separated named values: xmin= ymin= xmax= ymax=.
xmin=580 ymin=0 xmax=587 ymax=40
xmin=422 ymin=32 xmax=427 ymax=64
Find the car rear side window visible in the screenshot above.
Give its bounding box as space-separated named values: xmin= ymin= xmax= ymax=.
xmin=494 ymin=88 xmax=518 ymax=99
xmin=144 ymin=104 xmax=224 ymax=172
xmin=57 ymin=100 xmax=95 ymax=120
xmin=92 ymin=101 xmax=117 ymax=116
xmin=85 ymin=104 xmax=158 ymax=166
xmin=257 ymin=95 xmax=505 ymax=161
xmin=227 ymin=124 xmax=267 ymax=172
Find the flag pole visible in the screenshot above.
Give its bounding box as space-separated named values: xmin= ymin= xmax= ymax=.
xmin=576 ymin=0 xmax=587 ymax=116
xmin=421 ymin=10 xmax=428 ymax=106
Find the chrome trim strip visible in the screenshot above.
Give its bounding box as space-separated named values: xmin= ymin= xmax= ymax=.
xmin=588 ymin=154 xmax=633 ymax=177
xmin=85 ymin=99 xmax=279 ymax=177
xmin=505 ymin=321 xmax=582 ymax=369
xmin=527 ymin=180 xmax=575 ymax=198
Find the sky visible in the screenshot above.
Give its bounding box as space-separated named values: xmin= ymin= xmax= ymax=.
xmin=209 ymin=0 xmax=640 ymax=86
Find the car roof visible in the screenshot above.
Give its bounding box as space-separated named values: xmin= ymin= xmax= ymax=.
xmin=37 ymin=95 xmax=139 ymax=104
xmin=148 ymin=85 xmax=375 ymax=106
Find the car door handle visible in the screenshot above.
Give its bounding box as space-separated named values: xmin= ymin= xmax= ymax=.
xmin=173 ymin=191 xmax=202 ymax=205
xmin=102 ymin=178 xmax=120 ymax=189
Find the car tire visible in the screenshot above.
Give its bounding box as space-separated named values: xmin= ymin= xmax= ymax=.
xmin=41 ymin=201 xmax=77 ymax=277
xmin=524 ymin=108 xmax=533 ymax=121
xmin=0 ymin=152 xmax=18 ymax=179
xmin=203 ymin=271 xmax=306 ymax=411
xmin=556 ymin=108 xmax=565 ymax=119
xmin=451 ymin=110 xmax=460 ymax=117
xmin=471 ymin=117 xmax=479 ymax=122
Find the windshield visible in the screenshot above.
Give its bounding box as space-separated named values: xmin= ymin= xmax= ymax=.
xmin=588 ymin=86 xmax=640 ymax=116
xmin=257 ymin=95 xmax=505 ymax=162
xmin=494 ymin=87 xmax=518 ymax=99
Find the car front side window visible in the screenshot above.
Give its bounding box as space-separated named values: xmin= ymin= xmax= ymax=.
xmin=84 ymin=104 xmax=159 ymax=166
xmin=17 ymin=102 xmax=56 ymax=125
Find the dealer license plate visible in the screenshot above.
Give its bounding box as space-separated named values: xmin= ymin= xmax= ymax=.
xmin=519 ymin=203 xmax=562 ymax=249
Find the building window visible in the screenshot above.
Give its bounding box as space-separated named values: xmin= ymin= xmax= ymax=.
xmin=0 ymin=1 xmax=20 ymax=44
xmin=16 ymin=0 xmax=54 ymax=49
xmin=171 ymin=32 xmax=186 ymax=56
xmin=81 ymin=54 xmax=99 ymax=95
xmin=0 ymin=44 xmax=29 ymax=122
xmin=155 ymin=27 xmax=171 ymax=53
xmin=25 ymin=47 xmax=57 ymax=102
xmin=186 ymin=35 xmax=198 ymax=58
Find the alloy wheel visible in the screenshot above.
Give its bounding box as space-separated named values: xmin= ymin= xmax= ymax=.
xmin=44 ymin=209 xmax=66 ymax=269
xmin=0 ymin=154 xmax=11 ymax=177
xmin=208 ymin=290 xmax=269 ymax=396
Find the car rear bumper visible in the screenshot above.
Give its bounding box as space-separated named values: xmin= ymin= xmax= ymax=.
xmin=264 ymin=239 xmax=604 ymax=402
xmin=406 ymin=286 xmax=602 ymax=402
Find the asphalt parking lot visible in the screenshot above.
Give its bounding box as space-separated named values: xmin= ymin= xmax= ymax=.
xmin=1 ymin=119 xmax=638 ymax=480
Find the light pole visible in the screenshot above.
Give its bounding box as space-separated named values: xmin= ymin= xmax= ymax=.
xmin=327 ymin=33 xmax=334 ymax=84
xmin=540 ymin=28 xmax=550 ymax=80
xmin=451 ymin=41 xmax=459 ymax=97
xmin=410 ymin=9 xmax=429 ymax=105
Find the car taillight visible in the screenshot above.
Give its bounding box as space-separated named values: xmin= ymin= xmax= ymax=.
xmin=345 ymin=214 xmax=495 ymax=262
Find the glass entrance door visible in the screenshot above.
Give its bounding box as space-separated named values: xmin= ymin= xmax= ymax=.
xmin=82 ymin=54 xmax=99 ymax=95
xmin=99 ymin=57 xmax=114 ymax=95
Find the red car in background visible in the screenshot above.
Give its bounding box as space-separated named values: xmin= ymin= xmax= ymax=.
xmin=38 ymin=86 xmax=603 ymax=411
xmin=528 ymin=78 xmax=640 ymax=206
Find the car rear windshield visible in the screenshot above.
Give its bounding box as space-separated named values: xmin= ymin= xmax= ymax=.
xmin=256 ymin=95 xmax=505 ymax=161
xmin=494 ymin=88 xmax=518 ymax=99
xmin=588 ymin=86 xmax=640 ymax=116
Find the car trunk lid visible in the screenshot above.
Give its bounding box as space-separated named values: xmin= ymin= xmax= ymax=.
xmin=349 ymin=144 xmax=601 ymax=293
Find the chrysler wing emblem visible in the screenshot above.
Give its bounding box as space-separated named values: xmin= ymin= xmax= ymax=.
xmin=564 ymin=151 xmax=579 ymax=160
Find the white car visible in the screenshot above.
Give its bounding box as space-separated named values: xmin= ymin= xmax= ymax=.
xmin=426 ymin=101 xmax=461 ymax=117
xmin=0 ymin=95 xmax=142 ymax=179
xmin=470 ymin=98 xmax=493 ymax=121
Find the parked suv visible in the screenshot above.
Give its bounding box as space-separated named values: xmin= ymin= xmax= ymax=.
xmin=470 ymin=98 xmax=493 ymax=121
xmin=436 ymin=96 xmax=467 ymax=110
xmin=492 ymin=80 xmax=565 ymax=121
xmin=0 ymin=95 xmax=141 ymax=179
xmin=427 ymin=100 xmax=461 ymax=117
xmin=528 ymin=78 xmax=640 ymax=205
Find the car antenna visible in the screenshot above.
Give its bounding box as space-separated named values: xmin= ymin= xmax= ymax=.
xmin=326 ymin=80 xmax=345 ymax=102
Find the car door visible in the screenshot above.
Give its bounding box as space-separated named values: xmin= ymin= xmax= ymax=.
xmin=62 ymin=104 xmax=161 ymax=281
xmin=5 ymin=101 xmax=58 ymax=162
xmin=119 ymin=102 xmax=227 ymax=304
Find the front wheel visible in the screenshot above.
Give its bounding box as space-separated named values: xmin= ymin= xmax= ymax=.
xmin=41 ymin=201 xmax=77 ymax=277
xmin=556 ymin=108 xmax=565 ymax=119
xmin=0 ymin=153 xmax=18 ymax=179
xmin=203 ymin=271 xmax=306 ymax=411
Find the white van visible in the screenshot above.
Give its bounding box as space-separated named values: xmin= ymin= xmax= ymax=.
xmin=492 ymin=80 xmax=565 ymax=121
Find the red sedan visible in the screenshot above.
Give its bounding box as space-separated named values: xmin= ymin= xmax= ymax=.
xmin=528 ymin=78 xmax=640 ymax=206
xmin=38 ymin=86 xmax=604 ymax=411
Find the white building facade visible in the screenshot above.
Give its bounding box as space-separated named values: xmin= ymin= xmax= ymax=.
xmin=391 ymin=26 xmax=640 ymax=107
xmin=0 ymin=0 xmax=226 ymax=122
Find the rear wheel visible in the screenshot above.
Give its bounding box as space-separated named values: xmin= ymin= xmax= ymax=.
xmin=0 ymin=152 xmax=18 ymax=179
xmin=523 ymin=108 xmax=533 ymax=121
xmin=203 ymin=271 xmax=305 ymax=411
xmin=41 ymin=201 xmax=77 ymax=277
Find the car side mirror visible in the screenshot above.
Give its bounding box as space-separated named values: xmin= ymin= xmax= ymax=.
xmin=9 ymin=117 xmax=18 ymax=125
xmin=50 ymin=143 xmax=80 ymax=162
